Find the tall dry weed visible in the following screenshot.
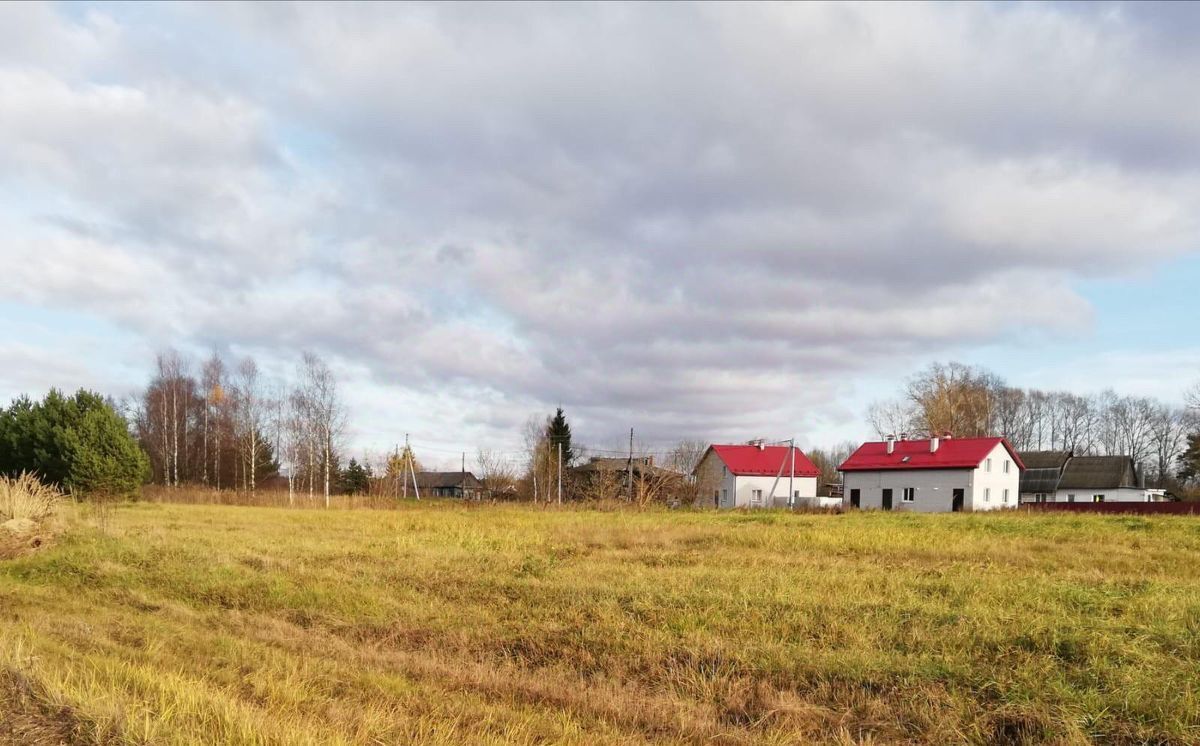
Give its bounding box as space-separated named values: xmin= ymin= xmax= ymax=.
xmin=0 ymin=473 xmax=62 ymax=523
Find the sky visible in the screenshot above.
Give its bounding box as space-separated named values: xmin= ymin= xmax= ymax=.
xmin=1 ymin=1 xmax=1199 ymax=468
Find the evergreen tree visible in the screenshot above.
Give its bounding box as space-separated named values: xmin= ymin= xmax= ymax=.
xmin=0 ymin=389 xmax=150 ymax=495
xmin=546 ymin=407 xmax=575 ymax=466
xmin=340 ymin=458 xmax=371 ymax=495
xmin=1179 ymin=432 xmax=1200 ymax=484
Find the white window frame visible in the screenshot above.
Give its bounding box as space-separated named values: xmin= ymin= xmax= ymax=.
xmin=984 ymin=487 xmax=991 ymax=502
xmin=1003 ymin=488 xmax=1009 ymax=503
xmin=1003 ymin=460 xmax=1010 ymax=474
xmin=985 ymin=458 xmax=992 ymax=472
xmin=751 ymin=488 xmax=763 ymax=506
xmin=902 ymin=487 xmax=915 ymax=502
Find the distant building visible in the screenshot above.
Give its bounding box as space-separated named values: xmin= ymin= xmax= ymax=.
xmin=415 ymin=471 xmax=483 ymax=499
xmin=693 ymin=443 xmax=829 ymax=509
xmin=1017 ymin=452 xmax=1164 ymax=503
xmin=839 ymin=435 xmax=1022 ymax=512
xmin=571 ymin=456 xmax=685 ymax=501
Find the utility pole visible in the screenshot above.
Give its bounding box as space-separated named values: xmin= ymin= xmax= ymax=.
xmin=400 ymin=440 xmax=407 ymax=499
xmin=462 ymin=451 xmax=466 ymax=500
xmin=626 ymin=427 xmax=634 ymax=501
xmin=788 ymin=438 xmax=795 ymax=509
xmin=404 ymin=433 xmax=420 ymax=500
xmin=557 ymin=442 xmax=563 ymax=505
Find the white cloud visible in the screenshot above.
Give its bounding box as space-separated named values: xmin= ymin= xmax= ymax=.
xmin=0 ymin=2 xmax=1198 ymax=450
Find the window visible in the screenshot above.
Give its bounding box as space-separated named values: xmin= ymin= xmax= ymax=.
xmin=722 ymin=489 xmax=728 ymax=504
xmin=1003 ymin=488 xmax=1010 ymax=504
xmin=793 ymin=490 xmax=800 ymax=499
xmin=984 ymin=487 xmax=991 ymax=502
xmin=1094 ymin=494 xmax=1105 ymax=503
xmin=986 ymin=458 xmax=992 ymax=472
xmin=1068 ymin=494 xmax=1075 ymax=503
xmin=902 ymin=487 xmax=915 ymax=502
xmin=751 ymin=489 xmax=763 ymax=505
xmin=722 ymin=466 xmax=727 ymax=476
xmin=1003 ymin=460 xmax=1010 ymax=474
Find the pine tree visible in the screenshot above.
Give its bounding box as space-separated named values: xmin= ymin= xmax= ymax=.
xmin=340 ymin=458 xmax=371 ymax=495
xmin=0 ymin=389 xmax=150 ymax=495
xmin=1178 ymin=432 xmax=1200 ymax=484
xmin=546 ymin=407 xmax=575 ymax=466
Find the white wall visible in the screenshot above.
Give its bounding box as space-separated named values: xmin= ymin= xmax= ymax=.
xmin=1051 ymin=487 xmax=1160 ymax=503
xmin=733 ymin=474 xmax=817 ymax=508
xmin=842 ymin=442 xmax=1019 ymax=513
xmin=971 ymin=442 xmax=1020 ymax=511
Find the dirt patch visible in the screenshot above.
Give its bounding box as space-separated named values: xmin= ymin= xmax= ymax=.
xmin=0 ymin=521 xmax=58 ymax=561
xmin=0 ymin=669 xmax=112 ymax=745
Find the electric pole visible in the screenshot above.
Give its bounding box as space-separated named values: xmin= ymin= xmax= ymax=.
xmin=626 ymin=427 xmax=634 ymax=501
xmin=557 ymin=442 xmax=563 ymax=505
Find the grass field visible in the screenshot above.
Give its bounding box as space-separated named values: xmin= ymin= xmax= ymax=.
xmin=2 ymin=501 xmax=1200 ymax=745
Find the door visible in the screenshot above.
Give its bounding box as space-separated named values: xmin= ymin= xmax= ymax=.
xmin=952 ymin=489 xmax=964 ymax=512
xmin=850 ymin=488 xmax=861 ymax=509
xmin=881 ymin=488 xmax=893 ymax=511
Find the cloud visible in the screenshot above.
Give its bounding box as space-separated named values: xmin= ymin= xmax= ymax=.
xmin=0 ymin=2 xmax=1197 ymax=449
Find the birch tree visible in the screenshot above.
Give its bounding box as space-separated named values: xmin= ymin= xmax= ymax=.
xmin=299 ymin=352 xmax=344 ymax=508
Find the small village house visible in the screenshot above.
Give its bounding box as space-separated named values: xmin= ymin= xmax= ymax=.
xmin=839 ymin=435 xmax=1022 ymax=512
xmin=415 ymin=471 xmax=483 ymax=499
xmin=693 ymin=443 xmax=831 ymax=509
xmin=1018 ymin=451 xmax=1166 ymax=503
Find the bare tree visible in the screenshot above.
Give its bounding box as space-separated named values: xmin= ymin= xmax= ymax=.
xmin=233 ymin=357 xmax=269 ymax=493
xmin=1149 ymin=404 xmax=1190 ymax=487
xmin=866 ymin=399 xmax=915 ymax=439
xmin=476 ymin=449 xmax=517 ymax=500
xmin=200 ymin=353 xmax=226 ymax=487
xmin=299 ymin=352 xmax=345 ymax=508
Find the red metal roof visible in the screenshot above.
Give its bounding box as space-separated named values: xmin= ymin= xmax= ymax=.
xmin=838 ymin=437 xmax=1025 ymax=472
xmin=708 ymin=444 xmax=820 ymax=477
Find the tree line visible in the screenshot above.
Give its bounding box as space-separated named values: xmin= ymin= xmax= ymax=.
xmin=135 ymin=350 xmax=347 ymax=505
xmin=868 ymin=362 xmax=1199 ymax=489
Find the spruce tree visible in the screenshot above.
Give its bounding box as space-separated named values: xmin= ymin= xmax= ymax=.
xmin=545 ymin=407 xmax=575 ymax=466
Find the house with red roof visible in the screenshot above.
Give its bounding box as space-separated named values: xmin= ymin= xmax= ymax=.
xmin=693 ymin=442 xmax=833 ymax=509
xmin=838 ymin=435 xmax=1023 ymax=512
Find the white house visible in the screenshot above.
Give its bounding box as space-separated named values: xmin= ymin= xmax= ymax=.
xmin=839 ymin=435 xmax=1022 ymax=512
xmin=693 ymin=443 xmax=832 ymax=509
xmin=1018 ymin=452 xmax=1165 ymax=503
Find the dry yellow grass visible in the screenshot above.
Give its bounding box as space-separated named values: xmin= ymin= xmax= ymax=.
xmin=0 ymin=473 xmax=61 ymax=524
xmin=2 ymin=499 xmax=1199 ymax=744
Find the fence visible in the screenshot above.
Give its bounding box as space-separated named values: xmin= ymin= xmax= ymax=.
xmin=1023 ymin=502 xmax=1200 ymax=516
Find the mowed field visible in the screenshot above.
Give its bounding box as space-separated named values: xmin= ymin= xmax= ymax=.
xmin=2 ymin=502 xmax=1200 ymax=745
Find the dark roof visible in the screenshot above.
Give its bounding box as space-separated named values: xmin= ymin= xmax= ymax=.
xmin=840 ymin=437 xmax=1024 ymax=472
xmin=1057 ymin=456 xmax=1137 ymax=490
xmin=1017 ymin=451 xmax=1073 ymax=493
xmin=1020 ymin=468 xmax=1063 ymax=494
xmin=415 ymin=471 xmax=482 ymax=489
xmin=1018 ymin=451 xmax=1072 ymax=470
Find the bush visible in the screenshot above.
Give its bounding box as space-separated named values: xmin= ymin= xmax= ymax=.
xmin=0 ymin=389 xmax=150 ymax=496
